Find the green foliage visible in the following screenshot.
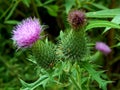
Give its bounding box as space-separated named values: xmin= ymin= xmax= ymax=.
xmin=65 ymin=0 xmax=75 ymax=13
xmin=22 ymin=0 xmax=31 ymax=7
xmin=86 ymin=20 xmax=120 ymax=31
xmin=44 ymin=5 xmax=59 ymax=17
xmin=103 ymin=14 xmax=120 ymax=34
xmin=35 ymin=0 xmax=59 ymax=17
xmin=81 ymin=61 xmax=112 ymax=90
xmin=86 ymin=8 xmax=120 ymax=18
xmin=4 ymin=20 xmax=20 ymax=25
xmin=19 ymin=21 xmax=111 ymax=90
xmin=0 ymin=0 xmax=120 ymax=90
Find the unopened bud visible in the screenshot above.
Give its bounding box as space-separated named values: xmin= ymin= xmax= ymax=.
xmin=67 ymin=10 xmax=86 ymax=30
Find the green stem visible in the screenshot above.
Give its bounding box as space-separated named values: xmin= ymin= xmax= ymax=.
xmin=32 ymin=0 xmax=40 ymax=20
xmin=5 ymin=0 xmax=21 ymax=20
xmin=69 ymin=74 xmax=82 ymax=90
xmin=0 ymin=0 xmax=14 ymax=20
xmin=87 ymin=75 xmax=91 ymax=90
xmin=76 ymin=64 xmax=82 ymax=90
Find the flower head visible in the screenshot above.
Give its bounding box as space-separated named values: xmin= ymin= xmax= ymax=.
xmin=67 ymin=10 xmax=86 ymax=29
xmin=95 ymin=42 xmax=111 ymax=55
xmin=12 ymin=17 xmax=41 ymax=49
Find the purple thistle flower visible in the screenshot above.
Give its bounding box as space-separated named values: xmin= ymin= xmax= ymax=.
xmin=12 ymin=17 xmax=41 ymax=49
xmin=95 ymin=42 xmax=111 ymax=55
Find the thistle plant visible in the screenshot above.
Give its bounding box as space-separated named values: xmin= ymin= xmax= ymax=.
xmin=12 ymin=10 xmax=112 ymax=90
xmin=59 ymin=10 xmax=89 ymax=62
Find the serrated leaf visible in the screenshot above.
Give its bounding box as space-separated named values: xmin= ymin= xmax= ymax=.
xmin=20 ymin=79 xmax=30 ymax=87
xmin=86 ymin=9 xmax=120 ymax=18
xmin=86 ymin=20 xmax=120 ymax=31
xmin=20 ymin=79 xmax=32 ymax=90
xmin=65 ymin=0 xmax=75 ymax=13
xmin=81 ymin=61 xmax=111 ymax=90
xmin=20 ymin=75 xmax=48 ymax=90
xmin=103 ymin=14 xmax=120 ymax=34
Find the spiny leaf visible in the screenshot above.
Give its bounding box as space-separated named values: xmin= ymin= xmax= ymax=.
xmin=20 ymin=79 xmax=32 ymax=90
xmin=20 ymin=75 xmax=48 ymax=90
xmin=103 ymin=14 xmax=120 ymax=34
xmin=86 ymin=20 xmax=120 ymax=31
xmin=86 ymin=9 xmax=120 ymax=18
xmin=81 ymin=61 xmax=111 ymax=90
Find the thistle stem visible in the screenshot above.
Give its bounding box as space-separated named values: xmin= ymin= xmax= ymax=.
xmin=69 ymin=74 xmax=82 ymax=90
xmin=32 ymin=0 xmax=40 ymax=19
xmin=87 ymin=75 xmax=91 ymax=90
xmin=76 ymin=64 xmax=83 ymax=90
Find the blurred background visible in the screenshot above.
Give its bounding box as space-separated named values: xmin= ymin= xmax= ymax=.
xmin=0 ymin=0 xmax=120 ymax=89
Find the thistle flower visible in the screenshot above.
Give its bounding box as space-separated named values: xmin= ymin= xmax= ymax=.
xmin=67 ymin=10 xmax=86 ymax=29
xmin=95 ymin=42 xmax=111 ymax=55
xmin=12 ymin=17 xmax=41 ymax=49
